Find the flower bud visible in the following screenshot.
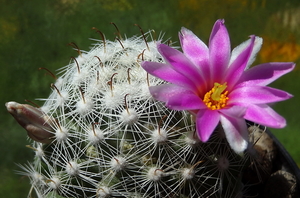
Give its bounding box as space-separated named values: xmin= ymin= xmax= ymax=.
xmin=5 ymin=101 xmax=54 ymax=143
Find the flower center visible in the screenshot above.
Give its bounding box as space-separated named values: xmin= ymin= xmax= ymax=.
xmin=203 ymin=82 xmax=229 ymax=110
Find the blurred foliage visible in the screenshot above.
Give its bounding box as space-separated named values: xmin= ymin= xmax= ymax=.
xmin=1 ymin=0 xmax=300 ymax=197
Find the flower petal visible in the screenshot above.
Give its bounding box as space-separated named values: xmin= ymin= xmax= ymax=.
xmin=149 ymin=84 xmax=205 ymax=110
xmin=157 ymin=43 xmax=205 ymax=87
xmin=219 ymin=105 xmax=247 ymax=118
xmin=179 ymin=27 xmax=210 ymax=79
xmin=149 ymin=84 xmax=184 ymax=102
xmin=209 ymin=19 xmax=231 ymax=82
xmin=237 ymin=62 xmax=295 ymax=86
xmin=242 ymin=103 xmax=286 ymax=128
xmin=142 ymin=61 xmax=196 ymax=90
xmin=229 ymin=86 xmax=293 ymax=105
xmin=149 ymin=84 xmax=206 ymax=110
xmin=220 ymin=114 xmax=248 ymax=153
xmin=167 ymin=93 xmax=205 ymax=110
xmin=226 ymin=36 xmax=255 ymax=89
xmin=196 ymin=110 xmax=220 ymax=142
xmin=230 ymin=36 xmax=262 ymax=70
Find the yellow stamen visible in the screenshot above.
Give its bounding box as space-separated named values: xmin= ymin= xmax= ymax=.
xmin=203 ymin=82 xmax=229 ymax=110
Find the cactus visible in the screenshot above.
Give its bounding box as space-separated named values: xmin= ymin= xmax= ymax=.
xmin=6 ymin=23 xmax=297 ymax=198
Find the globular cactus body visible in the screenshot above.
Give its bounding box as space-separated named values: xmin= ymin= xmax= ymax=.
xmin=6 ymin=30 xmax=292 ymax=198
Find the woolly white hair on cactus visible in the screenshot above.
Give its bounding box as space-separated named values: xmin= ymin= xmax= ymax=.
xmin=87 ymin=124 xmax=105 ymax=144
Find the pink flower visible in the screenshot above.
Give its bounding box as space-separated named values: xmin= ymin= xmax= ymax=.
xmin=142 ymin=19 xmax=295 ymax=153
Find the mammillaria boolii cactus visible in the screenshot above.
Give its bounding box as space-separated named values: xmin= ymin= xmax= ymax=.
xmin=6 ymin=20 xmax=297 ymax=198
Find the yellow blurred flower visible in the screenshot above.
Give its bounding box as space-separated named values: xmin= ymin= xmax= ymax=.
xmin=260 ymin=37 xmax=300 ymax=63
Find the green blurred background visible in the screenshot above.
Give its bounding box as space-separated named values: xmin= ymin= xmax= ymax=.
xmin=1 ymin=0 xmax=300 ymax=197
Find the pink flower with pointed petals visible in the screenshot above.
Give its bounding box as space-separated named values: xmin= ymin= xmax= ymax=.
xmin=142 ymin=19 xmax=295 ymax=153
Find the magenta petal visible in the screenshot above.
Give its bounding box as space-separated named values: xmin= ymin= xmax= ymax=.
xmin=237 ymin=62 xmax=295 ymax=86
xmin=166 ymin=92 xmax=205 ymax=110
xmin=149 ymin=84 xmax=185 ymax=102
xmin=149 ymin=84 xmax=204 ymax=110
xmin=226 ymin=36 xmax=255 ymax=89
xmin=230 ymin=36 xmax=262 ymax=70
xmin=157 ymin=44 xmax=205 ymax=87
xmin=142 ymin=61 xmax=196 ymax=90
xmin=229 ymin=86 xmax=293 ymax=105
xmin=179 ymin=27 xmax=210 ymax=78
xmin=220 ymin=115 xmax=248 ymax=153
xmin=243 ymin=104 xmax=286 ymax=128
xmin=209 ymin=19 xmax=231 ymax=82
xmin=219 ymin=105 xmax=247 ymax=118
xmin=196 ymin=110 xmax=220 ymax=142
